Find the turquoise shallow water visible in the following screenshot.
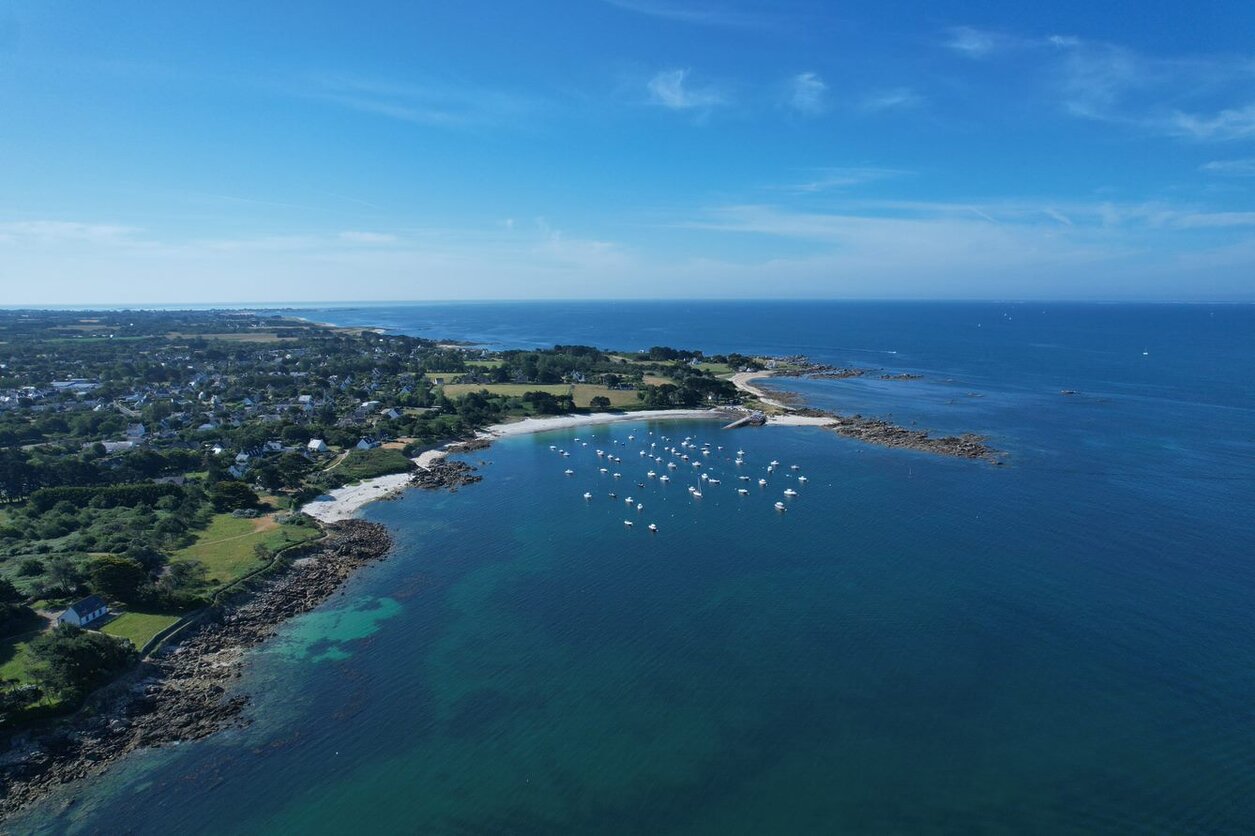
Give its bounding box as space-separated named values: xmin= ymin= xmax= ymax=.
xmin=14 ymin=302 xmax=1255 ymax=833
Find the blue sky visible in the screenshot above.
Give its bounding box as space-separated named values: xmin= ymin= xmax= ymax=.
xmin=2 ymin=0 xmax=1254 ymax=303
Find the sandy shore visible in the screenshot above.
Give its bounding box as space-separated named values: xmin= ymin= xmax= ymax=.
xmin=478 ymin=409 xmax=721 ymax=439
xmin=302 ymin=410 xmax=725 ymax=521
xmin=729 ymin=371 xmax=790 ymax=409
xmin=765 ymin=414 xmax=835 ymax=426
xmin=302 ymin=472 xmax=415 ymax=523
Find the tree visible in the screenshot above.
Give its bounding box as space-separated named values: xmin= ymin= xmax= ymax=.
xmin=28 ymin=624 xmax=136 ymax=698
xmin=88 ymin=555 xmax=148 ymax=603
xmin=210 ymin=480 xmax=260 ymax=512
xmin=589 ymin=396 xmax=612 ymax=411
xmin=43 ymin=553 xmax=82 ymax=595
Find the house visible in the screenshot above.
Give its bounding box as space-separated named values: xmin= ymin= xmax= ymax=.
xmin=125 ymin=423 xmax=147 ymax=440
xmin=57 ymin=595 xmax=109 ymax=628
xmin=380 ymin=407 xmax=401 ymax=421
xmin=307 ymin=438 xmax=329 ymax=454
xmin=356 ymin=437 xmax=380 ymax=451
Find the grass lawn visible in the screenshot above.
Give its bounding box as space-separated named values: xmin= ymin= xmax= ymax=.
xmin=571 ymin=384 xmax=641 ymax=408
xmin=423 ymin=371 xmax=466 ymax=381
xmin=642 ymin=374 xmax=675 ymax=386
xmin=172 ymin=514 xmax=321 ymax=586
xmin=696 ymin=361 xmax=734 ymax=376
xmin=441 ymin=383 xmax=570 ymax=399
xmin=0 ymin=636 xmax=38 ymax=685
xmin=465 ymin=359 xmax=503 ymax=368
xmin=329 ymin=447 xmax=415 ymax=483
xmin=101 ymin=611 xmax=181 ymax=649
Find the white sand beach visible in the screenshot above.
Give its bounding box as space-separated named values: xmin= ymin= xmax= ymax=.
xmin=477 ymin=409 xmax=721 ymax=439
xmin=301 ymin=410 xmax=725 ymax=522
xmin=729 ymin=372 xmax=790 ymax=409
xmin=302 ymin=472 xmax=415 ymax=523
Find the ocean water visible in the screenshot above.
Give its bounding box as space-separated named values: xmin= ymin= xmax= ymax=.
xmin=16 ymin=302 xmax=1255 ymax=834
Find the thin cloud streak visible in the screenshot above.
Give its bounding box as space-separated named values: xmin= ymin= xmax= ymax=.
xmin=647 ymin=69 xmax=727 ymax=110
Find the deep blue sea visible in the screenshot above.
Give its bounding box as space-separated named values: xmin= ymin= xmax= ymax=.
xmin=17 ymin=302 xmax=1255 ymax=834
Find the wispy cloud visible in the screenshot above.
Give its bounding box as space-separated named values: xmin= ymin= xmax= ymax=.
xmin=338 ymin=231 xmax=397 ymax=245
xmin=944 ymin=27 xmax=1255 ymax=142
xmin=647 ymin=69 xmax=727 ymax=111
xmin=782 ymin=167 xmax=909 ymax=193
xmin=600 ymin=0 xmax=771 ymax=28
xmin=787 ymin=72 xmax=827 ymax=115
xmin=298 ymin=74 xmax=536 ymax=129
xmin=1201 ymin=158 xmax=1255 ymax=176
xmin=0 ymin=221 xmax=144 ymax=245
xmin=862 ymin=87 xmax=922 ymax=112
xmin=943 ymin=26 xmax=1021 ymax=58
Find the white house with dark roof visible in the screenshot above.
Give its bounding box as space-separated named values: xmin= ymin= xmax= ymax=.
xmin=57 ymin=595 xmax=109 ymax=628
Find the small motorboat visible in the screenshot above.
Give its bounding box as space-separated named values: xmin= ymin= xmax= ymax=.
xmin=600 ymin=467 xmax=608 ymax=474
xmin=636 ymin=503 xmax=643 ymax=511
xmin=797 ymin=476 xmax=808 ymax=483
xmin=583 ymin=492 xmax=592 ymax=500
xmin=758 ymin=478 xmax=768 ymax=486
xmin=647 ymin=471 xmax=656 ymax=478
xmin=564 ymin=469 xmax=574 ymax=475
xmin=648 ymin=523 xmax=657 ymax=532
xmin=708 ymin=478 xmax=720 ymax=485
xmin=737 ymin=488 xmax=749 ymax=495
xmin=774 ymin=501 xmax=786 ymax=511
xmin=624 ymin=520 xmax=633 ymax=527
xmin=790 ymin=465 xmax=800 ymax=471
xmin=613 ymin=472 xmax=622 ymax=478
xmin=784 ymin=488 xmax=798 ymax=497
xmin=625 ymin=497 xmax=634 ymax=504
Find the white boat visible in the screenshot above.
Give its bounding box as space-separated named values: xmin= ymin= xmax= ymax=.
xmin=624 ymin=520 xmax=633 ymax=527
xmin=735 ymin=459 xmax=744 ymax=465
xmin=667 ymin=462 xmax=678 ymax=470
xmin=613 ymin=472 xmax=622 ymax=478
xmin=564 ymin=469 xmax=574 ymax=475
xmin=648 ymin=523 xmax=657 ymax=532
xmin=736 ymin=449 xmax=745 ymax=456
xmin=647 ymin=471 xmax=656 ymax=478
xmin=692 ymin=490 xmax=702 ymax=498
xmin=659 ymin=475 xmax=670 ymax=482
xmin=738 ymin=488 xmax=749 ymax=495
xmin=687 ymin=486 xmax=696 ymax=493
xmin=625 ymin=497 xmax=633 ymax=504
xmin=609 ymin=492 xmax=617 ymax=498
xmin=784 ymin=488 xmax=798 ymax=497
xmin=596 ymin=450 xmax=604 ymax=457
xmin=774 ymin=501 xmax=786 ymax=511
xmin=708 ymin=478 xmax=720 ymax=485
xmin=583 ymin=492 xmax=592 ymax=499
xmin=797 ymin=476 xmax=808 ymax=483
xmin=758 ymin=479 xmax=767 ymax=486
xmin=770 ymin=460 xmax=780 ymax=467
xmin=600 ymin=467 xmax=608 ymax=474
xmin=636 ymin=503 xmax=643 ymax=510
xmin=739 ymin=476 xmax=750 ymax=481
xmin=549 ymin=445 xmax=557 ymax=451
xmin=790 ymin=465 xmax=800 ymax=470
xmin=701 ymin=473 xmax=709 ymax=481
xmin=692 ymin=462 xmax=701 ymax=468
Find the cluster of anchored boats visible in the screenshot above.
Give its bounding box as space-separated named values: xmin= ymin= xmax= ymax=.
xmin=549 ymin=428 xmax=808 ymax=533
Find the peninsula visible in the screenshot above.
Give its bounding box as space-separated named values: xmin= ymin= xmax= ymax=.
xmin=0 ymin=308 xmax=999 ymax=818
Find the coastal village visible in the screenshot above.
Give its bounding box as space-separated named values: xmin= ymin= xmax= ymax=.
xmin=0 ymin=309 xmax=754 ymax=736
xmin=0 ymin=308 xmax=996 ymax=815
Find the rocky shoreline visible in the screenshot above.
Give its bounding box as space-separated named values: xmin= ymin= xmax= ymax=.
xmin=740 ymin=368 xmax=1003 ymax=464
xmin=0 ymin=519 xmax=394 ymax=822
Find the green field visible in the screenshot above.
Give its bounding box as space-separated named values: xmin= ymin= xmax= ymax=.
xmin=101 ymin=611 xmax=181 ymax=649
xmin=327 ymin=447 xmax=415 ymax=484
xmin=423 ymin=371 xmax=466 ymax=381
xmin=172 ymin=514 xmax=321 ymax=586
xmin=696 ymin=362 xmax=734 ymax=376
xmin=0 ymin=636 xmax=37 ymax=685
xmin=440 ymin=383 xmax=640 ymax=408
xmin=571 ymin=384 xmax=641 ymax=408
xmin=440 ymin=383 xmax=569 ymax=399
